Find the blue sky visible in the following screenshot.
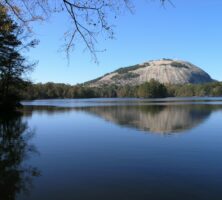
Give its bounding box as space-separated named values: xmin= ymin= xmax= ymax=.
xmin=29 ymin=0 xmax=222 ymax=84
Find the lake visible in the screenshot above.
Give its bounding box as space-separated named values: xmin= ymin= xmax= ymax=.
xmin=1 ymin=98 xmax=222 ymax=200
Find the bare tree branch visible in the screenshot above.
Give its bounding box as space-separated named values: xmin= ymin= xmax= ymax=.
xmin=0 ymin=0 xmax=172 ymax=62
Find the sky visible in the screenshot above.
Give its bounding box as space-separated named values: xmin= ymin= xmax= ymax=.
xmin=28 ymin=0 xmax=222 ymax=84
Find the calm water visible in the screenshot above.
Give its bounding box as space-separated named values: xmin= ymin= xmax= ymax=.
xmin=1 ymin=98 xmax=222 ymax=200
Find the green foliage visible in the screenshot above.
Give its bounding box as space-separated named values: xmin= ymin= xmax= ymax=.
xmin=22 ymin=83 xmax=99 ymax=99
xmin=21 ymin=80 xmax=168 ymax=99
xmin=162 ymin=58 xmax=173 ymax=61
xmin=137 ymin=79 xmax=168 ymax=98
xmin=0 ymin=5 xmax=36 ymax=111
xmin=21 ymin=80 xmax=222 ymax=100
xmin=170 ymin=61 xmax=189 ymax=69
xmin=114 ymin=63 xmax=149 ymax=74
xmin=167 ymin=82 xmax=222 ymax=97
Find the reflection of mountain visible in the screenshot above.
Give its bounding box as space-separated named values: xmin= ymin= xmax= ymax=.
xmin=21 ymin=103 xmax=222 ymax=134
xmin=0 ymin=113 xmax=40 ymax=200
xmin=77 ymin=105 xmax=221 ymax=134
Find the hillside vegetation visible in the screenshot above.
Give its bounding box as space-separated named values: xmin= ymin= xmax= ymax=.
xmin=21 ymin=80 xmax=222 ymax=99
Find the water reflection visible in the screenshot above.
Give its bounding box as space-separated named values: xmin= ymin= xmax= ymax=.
xmin=14 ymin=103 xmax=222 ymax=199
xmin=77 ymin=104 xmax=222 ymax=134
xmin=21 ymin=104 xmax=222 ymax=134
xmin=0 ymin=113 xmax=40 ymax=200
xmin=22 ymin=105 xmax=74 ymax=117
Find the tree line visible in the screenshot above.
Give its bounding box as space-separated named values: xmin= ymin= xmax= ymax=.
xmin=0 ymin=5 xmax=37 ymax=111
xmin=21 ymin=80 xmax=222 ymax=100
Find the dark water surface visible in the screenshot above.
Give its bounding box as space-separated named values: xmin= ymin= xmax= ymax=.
xmin=1 ymin=98 xmax=222 ymax=200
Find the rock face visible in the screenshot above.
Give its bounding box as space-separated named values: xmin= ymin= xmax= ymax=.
xmin=87 ymin=59 xmax=214 ymax=86
xmin=77 ymin=105 xmax=214 ymax=134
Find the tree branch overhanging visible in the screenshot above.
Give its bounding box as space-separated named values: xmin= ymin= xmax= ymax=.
xmin=1 ymin=0 xmax=172 ymax=62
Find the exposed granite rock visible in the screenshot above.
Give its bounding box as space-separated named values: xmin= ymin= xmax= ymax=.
xmin=78 ymin=104 xmax=215 ymax=134
xmin=87 ymin=59 xmax=214 ymax=86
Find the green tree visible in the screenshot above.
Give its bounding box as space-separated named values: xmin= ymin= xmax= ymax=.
xmin=0 ymin=5 xmax=37 ymax=111
xmin=137 ymin=79 xmax=167 ymax=98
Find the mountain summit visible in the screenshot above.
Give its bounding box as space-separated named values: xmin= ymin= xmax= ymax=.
xmin=87 ymin=59 xmax=214 ymax=86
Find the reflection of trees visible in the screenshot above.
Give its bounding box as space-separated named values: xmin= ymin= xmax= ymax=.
xmin=22 ymin=106 xmax=75 ymax=117
xmin=0 ymin=113 xmax=40 ymax=200
xmin=77 ymin=105 xmax=222 ymax=134
xmin=22 ymin=104 xmax=222 ymax=134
